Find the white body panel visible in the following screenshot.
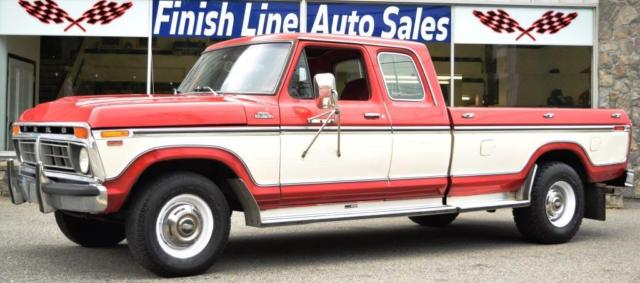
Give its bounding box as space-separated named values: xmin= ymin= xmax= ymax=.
xmin=451 ymin=127 xmax=629 ymax=177
xmin=280 ymin=128 xmax=392 ymax=185
xmin=389 ymin=129 xmax=451 ymax=179
xmin=94 ymin=128 xmax=280 ymax=186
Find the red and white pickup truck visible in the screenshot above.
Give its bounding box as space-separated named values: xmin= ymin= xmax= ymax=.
xmin=8 ymin=34 xmax=633 ymax=277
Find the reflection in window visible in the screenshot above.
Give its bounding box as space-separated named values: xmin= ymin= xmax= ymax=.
xmin=379 ymin=53 xmax=424 ymax=100
xmin=426 ymin=43 xmax=451 ymax=106
xmin=454 ymin=45 xmax=592 ymax=108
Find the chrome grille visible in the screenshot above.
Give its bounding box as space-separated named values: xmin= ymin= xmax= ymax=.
xmin=18 ymin=139 xmax=37 ymax=164
xmin=40 ymin=140 xmax=74 ymax=171
xmin=16 ymin=139 xmax=76 ymax=172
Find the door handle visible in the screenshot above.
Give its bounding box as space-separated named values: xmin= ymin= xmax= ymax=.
xmin=308 ymin=118 xmax=335 ymax=125
xmin=364 ymin=112 xmax=381 ymax=119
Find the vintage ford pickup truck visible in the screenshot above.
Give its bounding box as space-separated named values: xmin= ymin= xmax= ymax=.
xmin=8 ymin=34 xmax=634 ymax=277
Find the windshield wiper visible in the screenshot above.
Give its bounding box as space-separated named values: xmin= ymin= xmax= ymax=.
xmin=192 ymin=86 xmax=220 ymax=96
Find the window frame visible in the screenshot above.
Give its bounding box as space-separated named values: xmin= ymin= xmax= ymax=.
xmin=377 ymin=51 xmax=426 ymax=102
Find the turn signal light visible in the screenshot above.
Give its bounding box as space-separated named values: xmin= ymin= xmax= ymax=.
xmin=11 ymin=125 xmax=20 ymax=136
xmin=100 ymin=130 xmax=129 ymax=138
xmin=74 ymin=127 xmax=89 ymax=139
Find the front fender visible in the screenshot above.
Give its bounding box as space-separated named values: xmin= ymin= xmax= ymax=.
xmin=101 ymin=146 xmax=279 ymax=213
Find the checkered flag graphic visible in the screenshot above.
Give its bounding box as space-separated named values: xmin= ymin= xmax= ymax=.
xmin=473 ymin=9 xmax=535 ymax=41
xmin=18 ymin=0 xmax=133 ymax=32
xmin=517 ymin=11 xmax=578 ymax=40
xmin=64 ymin=1 xmax=133 ymax=31
xmin=473 ymin=9 xmax=578 ymax=41
xmin=18 ymin=0 xmax=78 ymax=29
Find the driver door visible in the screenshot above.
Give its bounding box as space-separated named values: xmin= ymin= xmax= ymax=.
xmin=278 ymin=42 xmax=392 ymax=207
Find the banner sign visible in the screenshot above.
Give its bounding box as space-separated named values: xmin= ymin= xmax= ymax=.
xmin=307 ymin=3 xmax=450 ymax=42
xmin=453 ymin=6 xmax=593 ymax=46
xmin=153 ymin=1 xmax=451 ymax=42
xmin=153 ymin=0 xmax=300 ymax=37
xmin=0 ymin=0 xmax=150 ymax=37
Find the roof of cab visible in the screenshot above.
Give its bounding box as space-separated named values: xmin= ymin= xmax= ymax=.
xmin=204 ymin=33 xmax=425 ymax=52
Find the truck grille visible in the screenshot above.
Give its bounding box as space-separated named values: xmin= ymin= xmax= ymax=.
xmin=16 ymin=139 xmax=76 ymax=172
xmin=40 ymin=140 xmax=74 ymax=171
xmin=17 ymin=139 xmax=37 ymax=164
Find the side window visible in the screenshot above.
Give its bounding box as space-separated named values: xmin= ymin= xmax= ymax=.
xmin=378 ymin=53 xmax=425 ymax=100
xmin=335 ymin=59 xmax=364 ymax=96
xmin=288 ymin=51 xmax=314 ymax=99
xmin=289 ymin=46 xmax=370 ymax=101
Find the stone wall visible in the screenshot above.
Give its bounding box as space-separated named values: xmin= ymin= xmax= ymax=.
xmin=599 ymin=0 xmax=640 ymax=197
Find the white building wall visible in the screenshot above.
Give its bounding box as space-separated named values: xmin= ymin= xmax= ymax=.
xmin=0 ymin=36 xmax=40 ymax=149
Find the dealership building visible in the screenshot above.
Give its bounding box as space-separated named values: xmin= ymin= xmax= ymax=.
xmin=0 ymin=0 xmax=638 ymax=196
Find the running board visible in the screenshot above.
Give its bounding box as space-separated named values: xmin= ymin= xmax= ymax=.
xmin=448 ymin=192 xmax=530 ymax=212
xmin=259 ymin=198 xmax=457 ymax=226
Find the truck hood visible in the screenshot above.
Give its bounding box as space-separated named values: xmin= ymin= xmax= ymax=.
xmin=19 ymin=94 xmax=249 ymax=129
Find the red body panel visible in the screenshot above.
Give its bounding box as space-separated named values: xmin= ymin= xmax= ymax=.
xmin=450 ymin=107 xmax=630 ymax=126
xmin=19 ymin=94 xmax=285 ymax=128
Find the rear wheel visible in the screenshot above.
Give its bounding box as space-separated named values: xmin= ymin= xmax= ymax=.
xmin=513 ymin=162 xmax=584 ymax=244
xmin=55 ymin=211 xmax=125 ymax=248
xmin=409 ymin=213 xmax=459 ymax=227
xmin=125 ymin=172 xmax=230 ymax=277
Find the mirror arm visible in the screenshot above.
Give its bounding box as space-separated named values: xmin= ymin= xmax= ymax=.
xmin=301 ymin=107 xmax=341 ymax=158
xmin=335 ymin=103 xmax=341 ymax=157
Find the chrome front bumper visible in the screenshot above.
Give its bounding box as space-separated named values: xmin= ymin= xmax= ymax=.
xmin=7 ymin=159 xmax=108 ymax=214
xmin=625 ymin=170 xmax=635 ymax=188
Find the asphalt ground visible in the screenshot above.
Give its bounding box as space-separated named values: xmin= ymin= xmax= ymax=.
xmin=1 ymin=197 xmax=639 ymax=282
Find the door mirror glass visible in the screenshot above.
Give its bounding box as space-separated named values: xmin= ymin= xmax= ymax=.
xmin=313 ymin=73 xmax=338 ymax=109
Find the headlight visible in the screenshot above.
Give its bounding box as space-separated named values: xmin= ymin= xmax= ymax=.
xmin=78 ymin=148 xmax=90 ymax=174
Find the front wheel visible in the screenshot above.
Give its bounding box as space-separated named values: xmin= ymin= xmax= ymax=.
xmin=125 ymin=172 xmax=230 ymax=277
xmin=513 ymin=162 xmax=584 ymax=244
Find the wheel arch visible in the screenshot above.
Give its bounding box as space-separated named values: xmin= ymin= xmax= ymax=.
xmin=102 ymin=147 xmax=273 ymax=226
xmin=529 ymin=142 xmax=626 ymax=184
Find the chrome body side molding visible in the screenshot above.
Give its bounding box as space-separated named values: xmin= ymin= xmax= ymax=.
xmin=258 ymin=198 xmax=457 ymax=226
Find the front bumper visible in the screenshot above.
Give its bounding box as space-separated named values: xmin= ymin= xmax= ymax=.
xmin=625 ymin=170 xmax=635 ymax=188
xmin=7 ymin=159 xmax=108 ymax=214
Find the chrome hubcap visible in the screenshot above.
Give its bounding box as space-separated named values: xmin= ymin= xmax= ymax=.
xmin=161 ymin=204 xmax=203 ymax=248
xmin=156 ymin=194 xmax=214 ymax=259
xmin=545 ymin=181 xmax=576 ymax=228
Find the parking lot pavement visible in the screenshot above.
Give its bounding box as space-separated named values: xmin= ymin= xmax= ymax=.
xmin=1 ymin=197 xmax=639 ymax=282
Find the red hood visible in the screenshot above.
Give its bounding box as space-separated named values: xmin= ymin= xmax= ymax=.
xmin=19 ymin=94 xmax=255 ymax=129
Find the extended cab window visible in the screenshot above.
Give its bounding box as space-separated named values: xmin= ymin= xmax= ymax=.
xmin=288 ymin=47 xmax=370 ymax=101
xmin=378 ymin=53 xmax=425 ymax=101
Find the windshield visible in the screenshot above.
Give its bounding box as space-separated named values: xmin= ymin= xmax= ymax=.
xmin=178 ymin=43 xmax=291 ymax=94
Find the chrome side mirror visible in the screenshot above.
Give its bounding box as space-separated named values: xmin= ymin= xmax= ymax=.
xmin=302 ymin=73 xmax=341 ymax=158
xmin=313 ymin=73 xmax=339 ymax=109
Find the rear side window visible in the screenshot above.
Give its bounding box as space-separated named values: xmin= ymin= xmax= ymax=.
xmin=378 ymin=53 xmax=425 ymax=101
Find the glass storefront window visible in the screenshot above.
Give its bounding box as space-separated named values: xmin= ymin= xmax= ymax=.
xmin=425 ymin=43 xmax=451 ymax=105
xmin=453 ymin=45 xmax=592 ymax=107
xmin=39 ymin=36 xmax=147 ymax=103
